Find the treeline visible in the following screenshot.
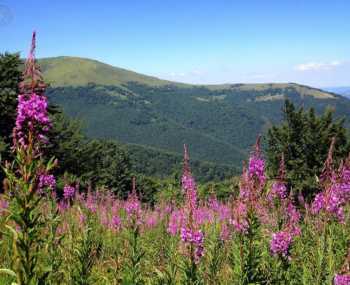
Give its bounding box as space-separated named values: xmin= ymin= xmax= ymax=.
xmin=127 ymin=143 xmax=238 ymax=182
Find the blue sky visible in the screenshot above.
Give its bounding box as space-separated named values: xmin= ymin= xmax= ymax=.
xmin=0 ymin=0 xmax=349 ymax=87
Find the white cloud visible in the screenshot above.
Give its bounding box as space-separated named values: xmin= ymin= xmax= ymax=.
xmin=295 ymin=60 xmax=343 ymax=71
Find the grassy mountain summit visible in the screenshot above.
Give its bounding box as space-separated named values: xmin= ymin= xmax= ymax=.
xmin=39 ymin=56 xmax=350 ymax=173
xmin=39 ymin=56 xmax=176 ymax=87
xmin=39 ymin=57 xmax=336 ymax=98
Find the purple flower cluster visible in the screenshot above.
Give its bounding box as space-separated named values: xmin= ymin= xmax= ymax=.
xmin=270 ymin=230 xmax=292 ymax=257
xmin=311 ymin=176 xmax=349 ymax=223
xmin=270 ymin=199 xmax=301 ymax=254
xmin=334 ymin=274 xmax=350 ymax=285
xmin=180 ymin=227 xmax=204 ymax=263
xmin=14 ymin=93 xmax=51 ymax=148
xmin=240 ymin=138 xmax=267 ymax=205
xmin=311 ymin=140 xmax=350 ymax=223
xmin=311 ymin=192 xmax=324 ymax=214
xmin=124 ymin=194 xmax=141 ymax=218
xmin=63 ymin=185 xmax=75 ymax=200
xmin=13 ymin=32 xmax=51 ymax=150
xmin=269 ymin=181 xmax=301 ymax=258
xmin=268 ymin=181 xmax=287 ymax=201
xmin=248 ymin=154 xmax=266 ymax=186
xmin=38 ymin=174 xmax=56 ymax=192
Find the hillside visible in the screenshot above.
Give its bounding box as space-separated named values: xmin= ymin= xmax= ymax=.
xmin=39 ymin=56 xmax=178 ymax=87
xmin=39 ymin=57 xmax=350 ymax=171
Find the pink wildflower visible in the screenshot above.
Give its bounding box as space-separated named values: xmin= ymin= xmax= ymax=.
xmin=270 ymin=230 xmax=292 ymax=257
xmin=63 ymin=185 xmax=75 ymax=200
xmin=334 ymin=274 xmax=350 ymax=285
xmin=38 ymin=174 xmax=56 ymax=193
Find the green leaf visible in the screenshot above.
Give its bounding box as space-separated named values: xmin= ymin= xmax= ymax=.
xmin=0 ymin=268 xmax=17 ymax=278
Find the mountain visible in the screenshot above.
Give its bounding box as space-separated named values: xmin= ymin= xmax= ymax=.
xmin=39 ymin=57 xmax=350 ymax=176
xmin=39 ymin=56 xmax=179 ymax=87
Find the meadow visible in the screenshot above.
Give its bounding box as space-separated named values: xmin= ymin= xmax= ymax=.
xmin=1 ymin=34 xmax=350 ymax=285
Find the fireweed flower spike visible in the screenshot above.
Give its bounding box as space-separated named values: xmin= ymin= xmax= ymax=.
xmin=311 ymin=137 xmax=350 ymax=222
xmin=268 ymin=154 xmax=287 ymax=201
xmin=248 ymin=135 xmax=266 ymax=188
xmin=178 ymin=145 xmax=204 ymax=264
xmin=240 ymin=136 xmax=266 ymax=205
xmin=182 ymin=144 xmax=197 ymax=202
xmin=267 ymin=155 xmax=301 ymax=258
xmin=3 ymin=32 xmax=58 ymax=285
xmin=124 ymin=177 xmax=142 ymax=221
xmin=320 ymin=137 xmax=336 ymax=186
xmin=13 ymin=31 xmax=51 ymax=152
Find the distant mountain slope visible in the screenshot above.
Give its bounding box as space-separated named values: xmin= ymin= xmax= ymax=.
xmin=40 ymin=57 xmax=350 ymax=170
xmin=39 ymin=56 xmax=178 ymax=87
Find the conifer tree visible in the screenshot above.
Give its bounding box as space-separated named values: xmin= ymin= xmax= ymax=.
xmin=266 ymin=100 xmax=349 ymax=200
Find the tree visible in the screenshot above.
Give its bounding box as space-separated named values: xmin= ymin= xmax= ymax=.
xmin=76 ymin=139 xmax=132 ymax=197
xmin=0 ymin=53 xmax=22 ymax=140
xmin=0 ymin=53 xmax=23 ymax=190
xmin=266 ymin=100 xmax=350 ymax=200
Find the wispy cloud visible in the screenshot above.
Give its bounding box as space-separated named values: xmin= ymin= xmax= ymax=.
xmin=295 ymin=61 xmax=343 ymax=71
xmin=162 ymin=69 xmax=207 ymax=82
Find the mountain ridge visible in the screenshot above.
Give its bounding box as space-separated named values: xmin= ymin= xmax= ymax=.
xmin=40 ymin=56 xmax=350 ymax=172
xmin=39 ymin=56 xmax=340 ymax=100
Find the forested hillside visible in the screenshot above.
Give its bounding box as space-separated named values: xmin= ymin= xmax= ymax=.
xmin=41 ymin=57 xmax=350 ymax=170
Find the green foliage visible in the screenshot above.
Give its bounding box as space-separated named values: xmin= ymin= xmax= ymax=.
xmin=75 ymin=139 xmax=132 ymax=197
xmin=0 ymin=52 xmax=22 ymax=142
xmin=198 ymin=177 xmax=240 ymax=201
xmin=0 ymin=53 xmax=23 ymax=192
xmin=204 ymin=229 xmax=225 ymax=284
xmin=2 ymin=145 xmax=57 ymax=284
xmin=266 ymin=100 xmax=350 ymax=200
xmin=122 ymin=220 xmax=145 ymax=284
xmin=128 ymin=144 xmax=238 ymax=183
xmin=71 ymin=216 xmax=102 ymax=285
xmin=229 ymin=211 xmax=266 ymax=285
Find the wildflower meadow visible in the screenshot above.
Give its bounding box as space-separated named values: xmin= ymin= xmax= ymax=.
xmin=1 ymin=33 xmax=350 ymax=285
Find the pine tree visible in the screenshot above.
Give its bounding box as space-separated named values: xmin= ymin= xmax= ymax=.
xmin=266 ymin=100 xmax=349 ymax=200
